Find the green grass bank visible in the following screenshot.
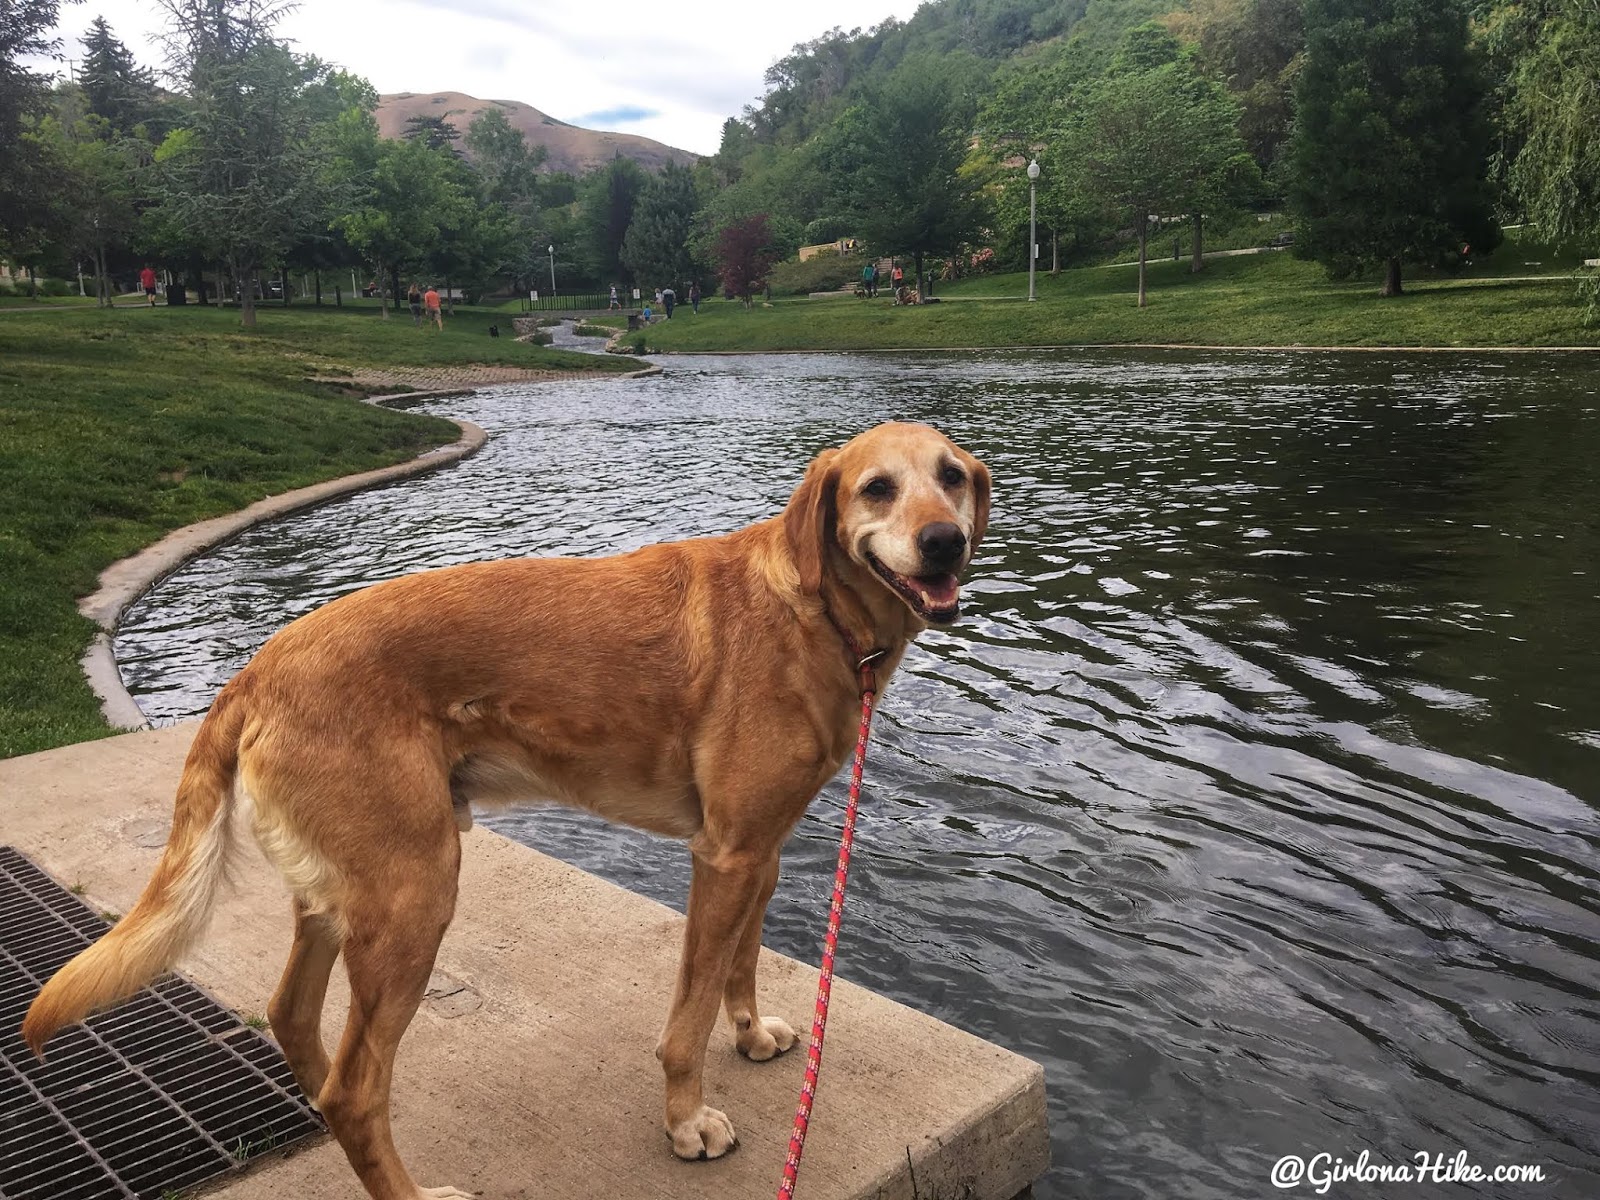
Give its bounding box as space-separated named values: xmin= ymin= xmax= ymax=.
xmin=613 ymin=251 xmax=1598 ymax=354
xmin=0 ymin=302 xmax=628 ymax=760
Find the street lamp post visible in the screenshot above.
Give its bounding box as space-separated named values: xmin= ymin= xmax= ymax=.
xmin=548 ymin=244 xmax=557 ymax=297
xmin=1027 ymin=158 xmax=1040 ymax=303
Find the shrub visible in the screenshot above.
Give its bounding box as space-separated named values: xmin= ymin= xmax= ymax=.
xmin=768 ymin=254 xmax=870 ymax=296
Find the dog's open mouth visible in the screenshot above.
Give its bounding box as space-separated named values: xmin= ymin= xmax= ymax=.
xmin=868 ymin=554 xmax=962 ymax=623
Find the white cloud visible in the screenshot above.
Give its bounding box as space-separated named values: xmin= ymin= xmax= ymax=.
xmin=32 ymin=0 xmax=925 ymax=156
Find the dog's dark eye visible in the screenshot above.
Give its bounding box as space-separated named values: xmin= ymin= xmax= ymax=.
xmin=941 ymin=465 xmax=966 ymax=487
xmin=863 ymin=477 xmax=894 ymax=499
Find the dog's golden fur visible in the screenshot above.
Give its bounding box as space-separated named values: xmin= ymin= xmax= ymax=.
xmin=24 ymin=421 xmax=991 ymax=1200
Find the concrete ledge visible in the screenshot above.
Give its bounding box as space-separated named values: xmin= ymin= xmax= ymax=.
xmin=1 ymin=726 xmax=1051 ymax=1199
xmin=75 ymin=419 xmax=487 ymax=732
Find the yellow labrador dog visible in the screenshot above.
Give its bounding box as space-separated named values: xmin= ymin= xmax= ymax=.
xmin=25 ymin=420 xmax=991 ymax=1200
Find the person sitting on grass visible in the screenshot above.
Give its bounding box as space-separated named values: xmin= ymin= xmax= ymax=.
xmin=424 ymin=285 xmax=443 ymax=330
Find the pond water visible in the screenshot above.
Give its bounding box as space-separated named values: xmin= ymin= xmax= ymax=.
xmin=115 ymin=336 xmax=1600 ymax=1198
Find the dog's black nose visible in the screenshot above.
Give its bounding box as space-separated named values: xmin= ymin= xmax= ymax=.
xmin=918 ymin=522 xmax=967 ymax=569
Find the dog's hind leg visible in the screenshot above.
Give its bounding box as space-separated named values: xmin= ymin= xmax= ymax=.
xmin=722 ymin=854 xmax=796 ymax=1062
xmin=315 ymin=831 xmax=468 ymax=1199
xmin=267 ymin=898 xmax=341 ymax=1105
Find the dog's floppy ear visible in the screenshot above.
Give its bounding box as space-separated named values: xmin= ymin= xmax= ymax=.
xmin=784 ymin=448 xmax=840 ymax=594
xmin=963 ymin=451 xmax=992 ymax=552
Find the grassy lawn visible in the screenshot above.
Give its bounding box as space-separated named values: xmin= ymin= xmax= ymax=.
xmin=0 ymin=302 xmax=628 ymax=760
xmin=612 ymin=250 xmax=1598 ymax=353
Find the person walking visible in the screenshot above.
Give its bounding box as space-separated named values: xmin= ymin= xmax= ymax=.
xmin=689 ymin=281 xmax=701 ymax=314
xmin=407 ymin=282 xmax=423 ymax=326
xmin=609 ymin=284 xmax=620 ymax=311
xmin=662 ymin=286 xmax=676 ymax=319
xmin=423 ymin=285 xmax=443 ymax=330
xmin=139 ymin=265 xmax=158 ymax=307
xmin=862 ymin=261 xmax=876 ymax=298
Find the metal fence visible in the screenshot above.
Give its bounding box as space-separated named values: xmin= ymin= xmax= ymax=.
xmin=524 ymin=292 xmax=617 ymax=312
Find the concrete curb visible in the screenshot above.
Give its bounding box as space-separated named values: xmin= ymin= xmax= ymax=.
xmin=78 ymin=411 xmax=488 ymax=732
xmin=76 ymin=364 xmax=664 ymax=732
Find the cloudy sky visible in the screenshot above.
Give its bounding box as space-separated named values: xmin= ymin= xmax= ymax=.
xmin=34 ymin=0 xmax=928 ymax=156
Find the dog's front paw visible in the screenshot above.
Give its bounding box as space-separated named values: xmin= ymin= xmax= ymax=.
xmin=416 ymin=1188 xmax=477 ymax=1198
xmin=669 ymin=1105 xmax=738 ymax=1160
xmin=737 ymin=1015 xmax=797 ymax=1062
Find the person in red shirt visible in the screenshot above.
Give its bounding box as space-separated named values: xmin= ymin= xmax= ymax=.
xmin=423 ymin=285 xmax=442 ymax=330
xmin=139 ymin=265 xmax=158 ymax=307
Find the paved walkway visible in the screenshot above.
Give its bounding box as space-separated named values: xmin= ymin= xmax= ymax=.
xmin=2 ymin=726 xmax=1050 ymax=1199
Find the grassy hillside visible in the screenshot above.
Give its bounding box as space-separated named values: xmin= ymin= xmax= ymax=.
xmin=0 ymin=303 xmax=626 ymax=759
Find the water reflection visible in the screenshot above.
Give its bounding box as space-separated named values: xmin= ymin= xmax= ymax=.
xmin=116 ymin=345 xmax=1600 ymax=1198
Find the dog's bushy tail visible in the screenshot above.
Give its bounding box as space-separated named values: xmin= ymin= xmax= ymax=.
xmin=22 ymin=688 xmax=247 ymax=1056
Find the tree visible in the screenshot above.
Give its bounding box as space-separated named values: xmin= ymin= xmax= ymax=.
xmin=0 ymin=0 xmax=67 ymax=254
xmin=34 ymin=104 xmax=149 ymax=305
xmin=1060 ymin=63 xmax=1248 ymax=305
xmin=1166 ymin=0 xmax=1305 ymax=174
xmin=825 ymin=53 xmax=989 ymax=294
xmin=576 ymin=157 xmax=648 ymax=285
xmin=1488 ymin=0 xmax=1600 ymax=318
xmin=79 ymin=17 xmax=157 ymax=133
xmin=335 ymin=115 xmax=471 ymax=317
xmin=714 ymin=213 xmax=779 ymax=306
xmin=620 ymin=163 xmax=701 ymax=288
xmin=1284 ymin=0 xmax=1501 ymax=296
xmin=153 ymin=0 xmax=329 ymax=327
xmin=403 ymin=112 xmax=461 ymax=155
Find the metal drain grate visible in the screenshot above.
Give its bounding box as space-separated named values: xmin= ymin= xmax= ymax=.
xmin=0 ymin=846 xmax=323 ymax=1200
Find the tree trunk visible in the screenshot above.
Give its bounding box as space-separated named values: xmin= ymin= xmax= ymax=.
xmin=281 ymin=266 xmax=289 ymax=307
xmin=389 ymin=264 xmax=401 ymax=313
xmin=1191 ymin=214 xmax=1204 ymax=274
xmin=216 ymin=261 xmax=226 ymax=307
xmin=314 ymin=269 xmax=322 ymax=306
xmin=913 ymin=251 xmax=925 ymax=298
xmin=1382 ymin=256 xmax=1403 ymax=296
xmin=239 ymin=259 xmax=257 ymax=328
xmin=1137 ymin=220 xmax=1148 ymax=308
xmin=378 ymin=258 xmax=390 ymax=318
xmin=445 ymin=274 xmax=454 ymax=314
xmin=27 ymin=266 xmax=37 ymax=300
xmin=95 ymin=246 xmax=110 ymax=307
xmin=1051 ymin=230 xmax=1059 ymax=276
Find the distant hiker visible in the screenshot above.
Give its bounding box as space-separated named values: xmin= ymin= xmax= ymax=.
xmin=892 ymin=263 xmax=904 ymax=290
xmin=662 ymin=287 xmax=676 ymax=319
xmin=689 ymin=281 xmax=701 ymax=314
xmin=408 ymin=282 xmax=423 ymax=326
xmin=609 ymin=284 xmax=620 ymax=310
xmin=140 ymin=265 xmax=158 ymax=306
xmin=862 ymin=261 xmax=876 ymax=298
xmin=424 ymin=285 xmax=442 ymax=330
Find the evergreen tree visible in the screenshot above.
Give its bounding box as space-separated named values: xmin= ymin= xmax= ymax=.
xmin=1284 ymin=0 xmax=1501 ymax=296
xmin=577 ymin=158 xmax=648 ymax=285
xmin=403 ymin=112 xmax=462 ymax=155
xmin=0 ymin=0 xmax=66 ymax=254
xmin=620 ymin=163 xmax=700 ymax=288
xmin=79 ymin=17 xmax=156 ymax=132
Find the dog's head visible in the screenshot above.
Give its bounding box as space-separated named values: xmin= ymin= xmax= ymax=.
xmin=784 ymin=422 xmax=991 ymax=626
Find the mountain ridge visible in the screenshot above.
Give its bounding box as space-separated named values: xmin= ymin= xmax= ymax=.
xmin=374 ymin=91 xmax=699 ymax=174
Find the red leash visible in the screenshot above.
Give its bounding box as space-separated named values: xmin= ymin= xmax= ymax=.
xmin=778 ymin=641 xmax=883 ymax=1199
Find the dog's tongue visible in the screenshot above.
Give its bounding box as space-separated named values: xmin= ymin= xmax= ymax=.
xmin=913 ymin=573 xmax=960 ymax=609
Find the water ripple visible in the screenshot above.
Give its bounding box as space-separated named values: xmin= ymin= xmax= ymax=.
xmin=115 ymin=344 xmax=1600 ymax=1197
